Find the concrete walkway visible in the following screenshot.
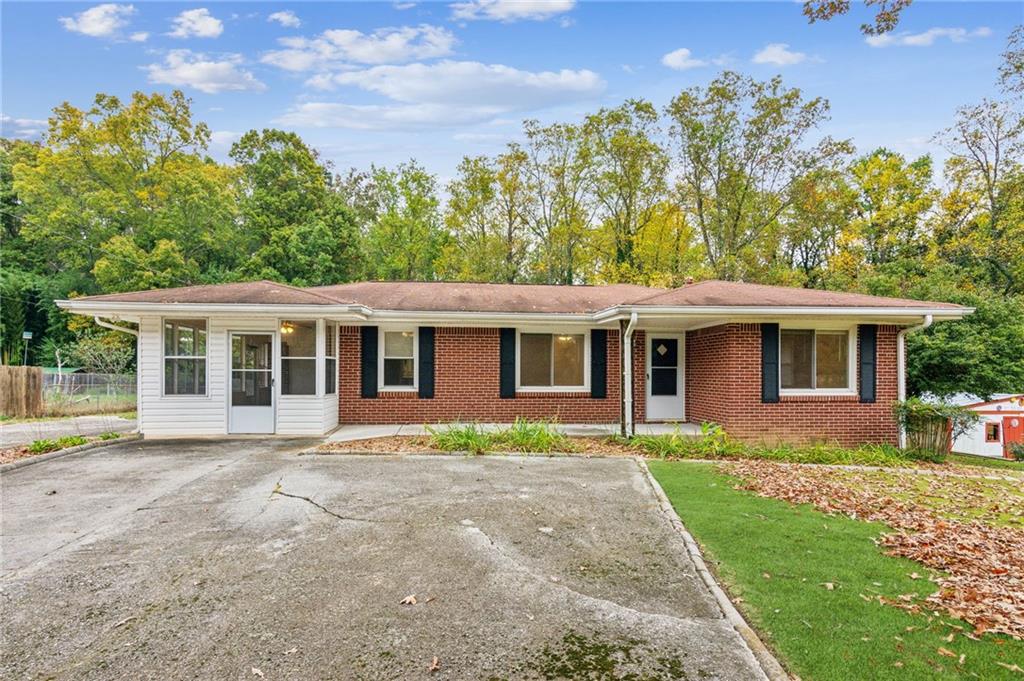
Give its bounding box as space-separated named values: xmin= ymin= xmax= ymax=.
xmin=1 ymin=414 xmax=137 ymax=448
xmin=326 ymin=422 xmax=702 ymax=442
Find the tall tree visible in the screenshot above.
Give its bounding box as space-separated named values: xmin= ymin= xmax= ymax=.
xmin=364 ymin=161 xmax=444 ymax=281
xmin=519 ymin=120 xmax=595 ymax=284
xmin=667 ymin=71 xmax=850 ymax=281
xmin=935 ymin=100 xmax=1023 ymax=294
xmin=585 ymin=99 xmax=669 ymax=283
xmin=230 ymin=129 xmax=362 ymax=285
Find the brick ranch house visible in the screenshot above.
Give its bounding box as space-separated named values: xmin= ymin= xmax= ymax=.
xmin=58 ymin=280 xmax=970 ymax=446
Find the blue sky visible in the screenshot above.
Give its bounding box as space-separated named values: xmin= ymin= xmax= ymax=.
xmin=2 ymin=1 xmax=1019 ymax=182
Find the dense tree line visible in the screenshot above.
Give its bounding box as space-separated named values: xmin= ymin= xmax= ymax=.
xmin=1 ymin=36 xmax=1021 ymax=398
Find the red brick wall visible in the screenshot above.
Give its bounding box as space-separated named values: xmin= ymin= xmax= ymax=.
xmin=685 ymin=323 xmax=901 ymax=446
xmin=339 ymin=326 xmax=621 ymax=424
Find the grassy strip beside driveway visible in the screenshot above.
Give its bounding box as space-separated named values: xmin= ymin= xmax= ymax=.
xmin=647 ymin=461 xmax=1024 ymax=680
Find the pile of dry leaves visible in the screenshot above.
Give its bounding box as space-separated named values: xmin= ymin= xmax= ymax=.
xmin=724 ymin=460 xmax=1024 ymax=640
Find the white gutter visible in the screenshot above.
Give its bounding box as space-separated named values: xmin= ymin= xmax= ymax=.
xmin=593 ymin=304 xmax=971 ymax=322
xmin=897 ymin=314 xmax=933 ymax=449
xmin=93 ymin=316 xmax=138 ymax=337
xmin=622 ymin=311 xmax=638 ymax=437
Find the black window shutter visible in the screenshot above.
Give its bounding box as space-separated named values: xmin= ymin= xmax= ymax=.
xmin=590 ymin=329 xmax=608 ymax=398
xmin=761 ymin=323 xmax=780 ymax=404
xmin=858 ymin=324 xmax=877 ymax=403
xmin=360 ymin=326 xmax=377 ymax=398
xmin=499 ymin=328 xmax=516 ymax=399
xmin=418 ymin=327 xmax=435 ymax=399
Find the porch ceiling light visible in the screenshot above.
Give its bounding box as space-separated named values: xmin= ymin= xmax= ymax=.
xmin=280 ymin=322 xmax=295 ymax=334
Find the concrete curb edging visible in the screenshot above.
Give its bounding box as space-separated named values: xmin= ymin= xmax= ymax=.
xmin=0 ymin=434 xmax=142 ymax=473
xmin=635 ymin=456 xmax=791 ymax=681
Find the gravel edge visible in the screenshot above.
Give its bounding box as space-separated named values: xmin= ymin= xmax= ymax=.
xmin=0 ymin=434 xmax=142 ymax=473
xmin=635 ymin=456 xmax=791 ymax=681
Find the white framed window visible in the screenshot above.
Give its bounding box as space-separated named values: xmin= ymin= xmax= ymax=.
xmin=280 ymin=320 xmax=317 ymax=395
xmin=163 ymin=318 xmax=208 ymax=396
xmin=325 ymin=323 xmax=337 ymax=395
xmin=779 ymin=326 xmax=855 ymax=394
xmin=379 ymin=328 xmax=417 ymax=390
xmin=517 ymin=330 xmax=589 ymax=392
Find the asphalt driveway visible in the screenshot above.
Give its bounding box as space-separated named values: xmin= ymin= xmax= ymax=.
xmin=1 ymin=440 xmax=766 ymax=680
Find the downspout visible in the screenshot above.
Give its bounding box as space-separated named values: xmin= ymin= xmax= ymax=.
xmin=622 ymin=311 xmax=638 ymax=437
xmin=94 ymin=316 xmax=141 ymax=436
xmin=897 ymin=314 xmax=932 ymax=448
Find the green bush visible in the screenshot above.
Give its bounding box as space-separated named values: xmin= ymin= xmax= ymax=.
xmin=1011 ymin=442 xmax=1024 ymax=462
xmin=98 ymin=431 xmax=121 ymax=440
xmin=892 ymin=398 xmax=978 ymax=458
xmin=56 ymin=435 xmax=88 ymax=448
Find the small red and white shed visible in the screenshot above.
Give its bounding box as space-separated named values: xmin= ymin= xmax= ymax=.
xmin=951 ymin=394 xmax=1024 ymax=459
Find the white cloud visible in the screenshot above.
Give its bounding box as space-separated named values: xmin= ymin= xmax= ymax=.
xmin=144 ymin=50 xmax=266 ymax=94
xmin=59 ymin=3 xmax=135 ymax=38
xmin=267 ymin=11 xmax=301 ymax=28
xmin=279 ymin=60 xmax=604 ymax=130
xmin=450 ymin=0 xmax=575 ymax=22
xmin=261 ymin=24 xmax=456 ymax=71
xmin=168 ymin=8 xmax=224 ymax=39
xmin=661 ymin=48 xmax=706 ymax=71
xmin=0 ymin=114 xmax=48 ymax=139
xmin=129 ymin=31 xmax=148 ymax=42
xmin=210 ymin=130 xmax=242 ymax=147
xmin=865 ymin=26 xmax=991 ymax=48
xmin=752 ymin=43 xmax=807 ymax=66
xmin=394 ymin=2 xmax=417 ymax=9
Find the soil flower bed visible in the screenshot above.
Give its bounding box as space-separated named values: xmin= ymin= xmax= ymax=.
xmin=725 ymin=460 xmax=1024 ymax=640
xmin=0 ymin=432 xmax=122 ymax=465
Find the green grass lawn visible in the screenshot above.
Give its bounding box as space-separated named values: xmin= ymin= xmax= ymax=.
xmin=950 ymin=452 xmax=1024 ymax=472
xmin=647 ymin=461 xmax=1024 ymax=680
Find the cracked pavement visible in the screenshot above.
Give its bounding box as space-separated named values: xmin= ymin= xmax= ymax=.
xmin=1 ymin=439 xmax=766 ymax=680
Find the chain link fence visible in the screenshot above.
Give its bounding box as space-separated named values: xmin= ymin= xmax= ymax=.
xmin=43 ymin=373 xmax=136 ymax=416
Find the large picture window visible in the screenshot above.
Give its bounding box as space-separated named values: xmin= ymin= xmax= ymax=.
xmin=381 ymin=329 xmax=416 ymax=389
xmin=280 ymin=320 xmax=316 ymax=395
xmin=325 ymin=323 xmax=337 ymax=395
xmin=164 ymin=319 xmax=207 ymax=395
xmin=519 ymin=333 xmax=586 ymax=389
xmin=780 ymin=329 xmax=851 ymax=391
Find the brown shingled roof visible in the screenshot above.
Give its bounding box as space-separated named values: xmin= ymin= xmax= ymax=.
xmin=69 ymin=279 xmax=965 ymax=313
xmin=72 ymin=280 xmax=345 ymax=306
xmin=310 ymin=281 xmax=663 ymax=313
xmin=631 ymin=280 xmax=964 ymax=309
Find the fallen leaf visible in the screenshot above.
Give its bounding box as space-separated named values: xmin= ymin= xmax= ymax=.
xmin=251 ymin=668 xmax=264 ymax=678
xmin=400 ymin=594 xmax=417 ymax=605
xmin=937 ymin=647 xmax=956 ymax=658
xmin=429 ymin=657 xmax=440 ymax=673
xmin=283 ymin=647 xmax=298 ymax=655
xmin=821 ymin=582 xmax=835 ymax=590
xmin=995 ymin=662 xmax=1024 ymax=673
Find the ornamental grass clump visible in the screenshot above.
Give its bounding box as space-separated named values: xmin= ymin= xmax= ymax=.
xmin=492 ymin=418 xmax=573 ymax=453
xmin=426 ymin=423 xmax=491 ymax=455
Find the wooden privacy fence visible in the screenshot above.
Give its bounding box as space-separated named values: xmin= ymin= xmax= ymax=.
xmin=0 ymin=366 xmax=44 ymax=418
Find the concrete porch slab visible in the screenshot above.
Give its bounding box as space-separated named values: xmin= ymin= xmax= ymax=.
xmin=326 ymin=422 xmax=701 ymax=443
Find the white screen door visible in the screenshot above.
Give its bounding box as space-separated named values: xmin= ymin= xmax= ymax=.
xmin=229 ymin=333 xmax=274 ymax=434
xmin=646 ymin=335 xmax=684 ymax=421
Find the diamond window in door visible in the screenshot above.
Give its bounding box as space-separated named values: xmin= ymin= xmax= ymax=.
xmin=650 ymin=338 xmax=678 ymax=396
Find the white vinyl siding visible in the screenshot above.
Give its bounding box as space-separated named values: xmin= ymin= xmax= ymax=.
xmin=137 ymin=315 xmax=338 ymax=437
